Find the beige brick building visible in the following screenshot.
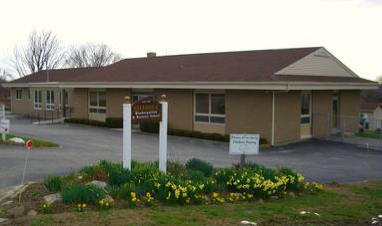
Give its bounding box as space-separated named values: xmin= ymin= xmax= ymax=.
xmin=3 ymin=47 xmax=377 ymax=145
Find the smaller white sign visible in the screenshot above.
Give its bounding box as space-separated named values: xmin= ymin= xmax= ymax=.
xmin=229 ymin=134 xmax=260 ymax=155
xmin=0 ymin=119 xmax=10 ymax=134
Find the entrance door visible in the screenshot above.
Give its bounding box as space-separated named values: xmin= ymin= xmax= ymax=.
xmin=332 ymin=92 xmax=339 ymax=129
xmin=300 ymin=91 xmax=312 ymax=138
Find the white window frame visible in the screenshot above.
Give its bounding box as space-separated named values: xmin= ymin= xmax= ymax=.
xmin=88 ymin=90 xmax=107 ymax=114
xmin=15 ymin=89 xmax=22 ymax=100
xmin=194 ymin=91 xmax=225 ymax=125
xmin=34 ymin=90 xmax=42 ymax=110
xmin=46 ymin=90 xmax=55 ymax=111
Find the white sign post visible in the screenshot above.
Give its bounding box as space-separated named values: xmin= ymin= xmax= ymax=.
xmin=123 ymin=96 xmax=132 ymax=170
xmin=159 ymin=95 xmax=168 ymax=173
xmin=229 ymin=134 xmax=260 ymax=168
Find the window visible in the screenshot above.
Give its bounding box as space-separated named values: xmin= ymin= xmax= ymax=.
xmin=89 ymin=91 xmax=106 ymax=114
xmin=46 ymin=90 xmax=55 ymax=110
xmin=15 ymin=89 xmax=22 ymax=100
xmin=34 ymin=90 xmax=42 ymax=110
xmin=300 ymin=93 xmax=311 ymax=124
xmin=195 ymin=93 xmax=225 ymax=124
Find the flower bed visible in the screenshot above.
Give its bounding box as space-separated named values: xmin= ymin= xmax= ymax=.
xmin=8 ymin=159 xmax=323 ymax=215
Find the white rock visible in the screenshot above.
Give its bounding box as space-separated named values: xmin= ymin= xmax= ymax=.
xmin=314 ymin=213 xmax=320 ymax=217
xmin=240 ymin=220 xmax=257 ymax=225
xmin=372 ymin=220 xmax=379 ymax=225
xmin=0 ymin=218 xmax=8 ymax=223
xmin=300 ymin=211 xmax=307 ymax=215
xmin=372 ymin=218 xmax=377 ymax=221
xmin=9 ymin=137 xmax=25 ymax=144
xmin=378 ymin=215 xmax=382 ymax=218
xmin=43 ymin=193 xmax=62 ymax=204
xmin=87 ymin=180 xmax=108 ymax=189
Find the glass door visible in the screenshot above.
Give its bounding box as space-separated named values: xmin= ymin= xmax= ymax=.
xmin=300 ymin=91 xmax=312 ymax=138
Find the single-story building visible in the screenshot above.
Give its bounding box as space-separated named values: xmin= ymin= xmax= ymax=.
xmin=3 ymin=47 xmax=378 ymax=145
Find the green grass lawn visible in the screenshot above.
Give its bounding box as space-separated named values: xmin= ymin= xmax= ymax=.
xmin=355 ymin=130 xmax=382 ymax=139
xmin=29 ymin=180 xmax=382 ymax=226
xmin=0 ymin=134 xmax=58 ymax=148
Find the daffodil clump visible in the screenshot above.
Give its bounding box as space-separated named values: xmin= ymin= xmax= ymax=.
xmin=77 ymin=203 xmax=87 ymax=212
xmin=98 ymin=197 xmax=114 ymax=210
xmin=214 ymin=166 xmax=312 ymax=200
xmin=144 ymin=192 xmax=155 ymax=205
xmin=41 ymin=202 xmax=52 ymax=214
xmin=310 ymin=182 xmax=324 ymax=193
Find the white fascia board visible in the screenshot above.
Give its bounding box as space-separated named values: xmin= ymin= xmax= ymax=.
xmin=6 ymin=81 xmax=378 ymax=90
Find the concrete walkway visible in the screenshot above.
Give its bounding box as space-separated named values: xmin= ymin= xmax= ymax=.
xmin=1 ymin=115 xmax=382 ymax=189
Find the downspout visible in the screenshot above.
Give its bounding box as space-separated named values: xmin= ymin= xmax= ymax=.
xmin=271 ymin=83 xmax=290 ymax=146
xmin=271 ymin=92 xmax=275 ymax=146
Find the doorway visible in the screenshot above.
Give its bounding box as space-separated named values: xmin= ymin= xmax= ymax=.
xmin=300 ymin=91 xmax=312 ymax=138
xmin=332 ymin=92 xmax=340 ymax=129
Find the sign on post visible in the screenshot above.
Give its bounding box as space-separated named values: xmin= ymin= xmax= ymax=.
xmin=229 ymin=134 xmax=260 ymax=155
xmin=229 ymin=134 xmax=260 ymax=168
xmin=123 ymin=95 xmax=168 ymax=173
xmin=132 ymin=97 xmax=161 ymax=124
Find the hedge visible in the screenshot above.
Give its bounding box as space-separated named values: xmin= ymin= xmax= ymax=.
xmin=64 ymin=118 xmax=107 ymax=127
xmin=140 ymin=122 xmax=268 ymax=144
xmin=64 ymin=119 xmax=268 ymax=144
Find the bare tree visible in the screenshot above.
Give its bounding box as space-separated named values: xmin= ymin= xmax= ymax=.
xmin=65 ymin=43 xmax=121 ymax=68
xmin=0 ymin=68 xmax=13 ymax=81
xmin=12 ymin=30 xmax=65 ymax=77
xmin=0 ymin=68 xmax=11 ymax=105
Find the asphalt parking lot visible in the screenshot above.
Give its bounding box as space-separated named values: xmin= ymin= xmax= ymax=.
xmin=0 ymin=115 xmax=381 ymax=189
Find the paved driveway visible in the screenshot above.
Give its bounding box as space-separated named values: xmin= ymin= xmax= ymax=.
xmin=1 ymin=115 xmax=382 ymax=189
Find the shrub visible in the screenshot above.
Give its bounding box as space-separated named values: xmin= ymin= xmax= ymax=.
xmin=45 ymin=175 xmax=64 ymax=192
xmin=98 ymin=161 xmax=135 ymax=186
xmin=62 ymin=183 xmax=105 ymax=205
xmin=80 ymin=165 xmax=108 ymax=182
xmin=105 ymin=117 xmax=123 ymax=128
xmin=167 ymin=160 xmax=189 ymax=177
xmin=185 ymin=158 xmax=214 ymax=177
xmin=64 ymin=118 xmax=106 ymax=127
xmin=132 ymin=161 xmax=160 ymax=182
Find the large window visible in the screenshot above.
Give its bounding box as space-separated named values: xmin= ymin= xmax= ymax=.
xmin=89 ymin=91 xmax=106 ymax=114
xmin=46 ymin=90 xmax=55 ymax=110
xmin=34 ymin=90 xmax=42 ymax=110
xmin=15 ymin=89 xmax=22 ymax=100
xmin=195 ymin=93 xmax=225 ymax=124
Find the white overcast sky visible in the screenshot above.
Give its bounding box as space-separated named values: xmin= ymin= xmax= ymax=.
xmin=0 ymin=0 xmax=381 ymax=80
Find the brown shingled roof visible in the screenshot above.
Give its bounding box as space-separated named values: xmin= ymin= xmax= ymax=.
xmin=9 ymin=68 xmax=98 ymax=84
xmin=7 ymin=47 xmax=376 ymax=85
xmin=70 ymin=47 xmax=321 ymax=82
